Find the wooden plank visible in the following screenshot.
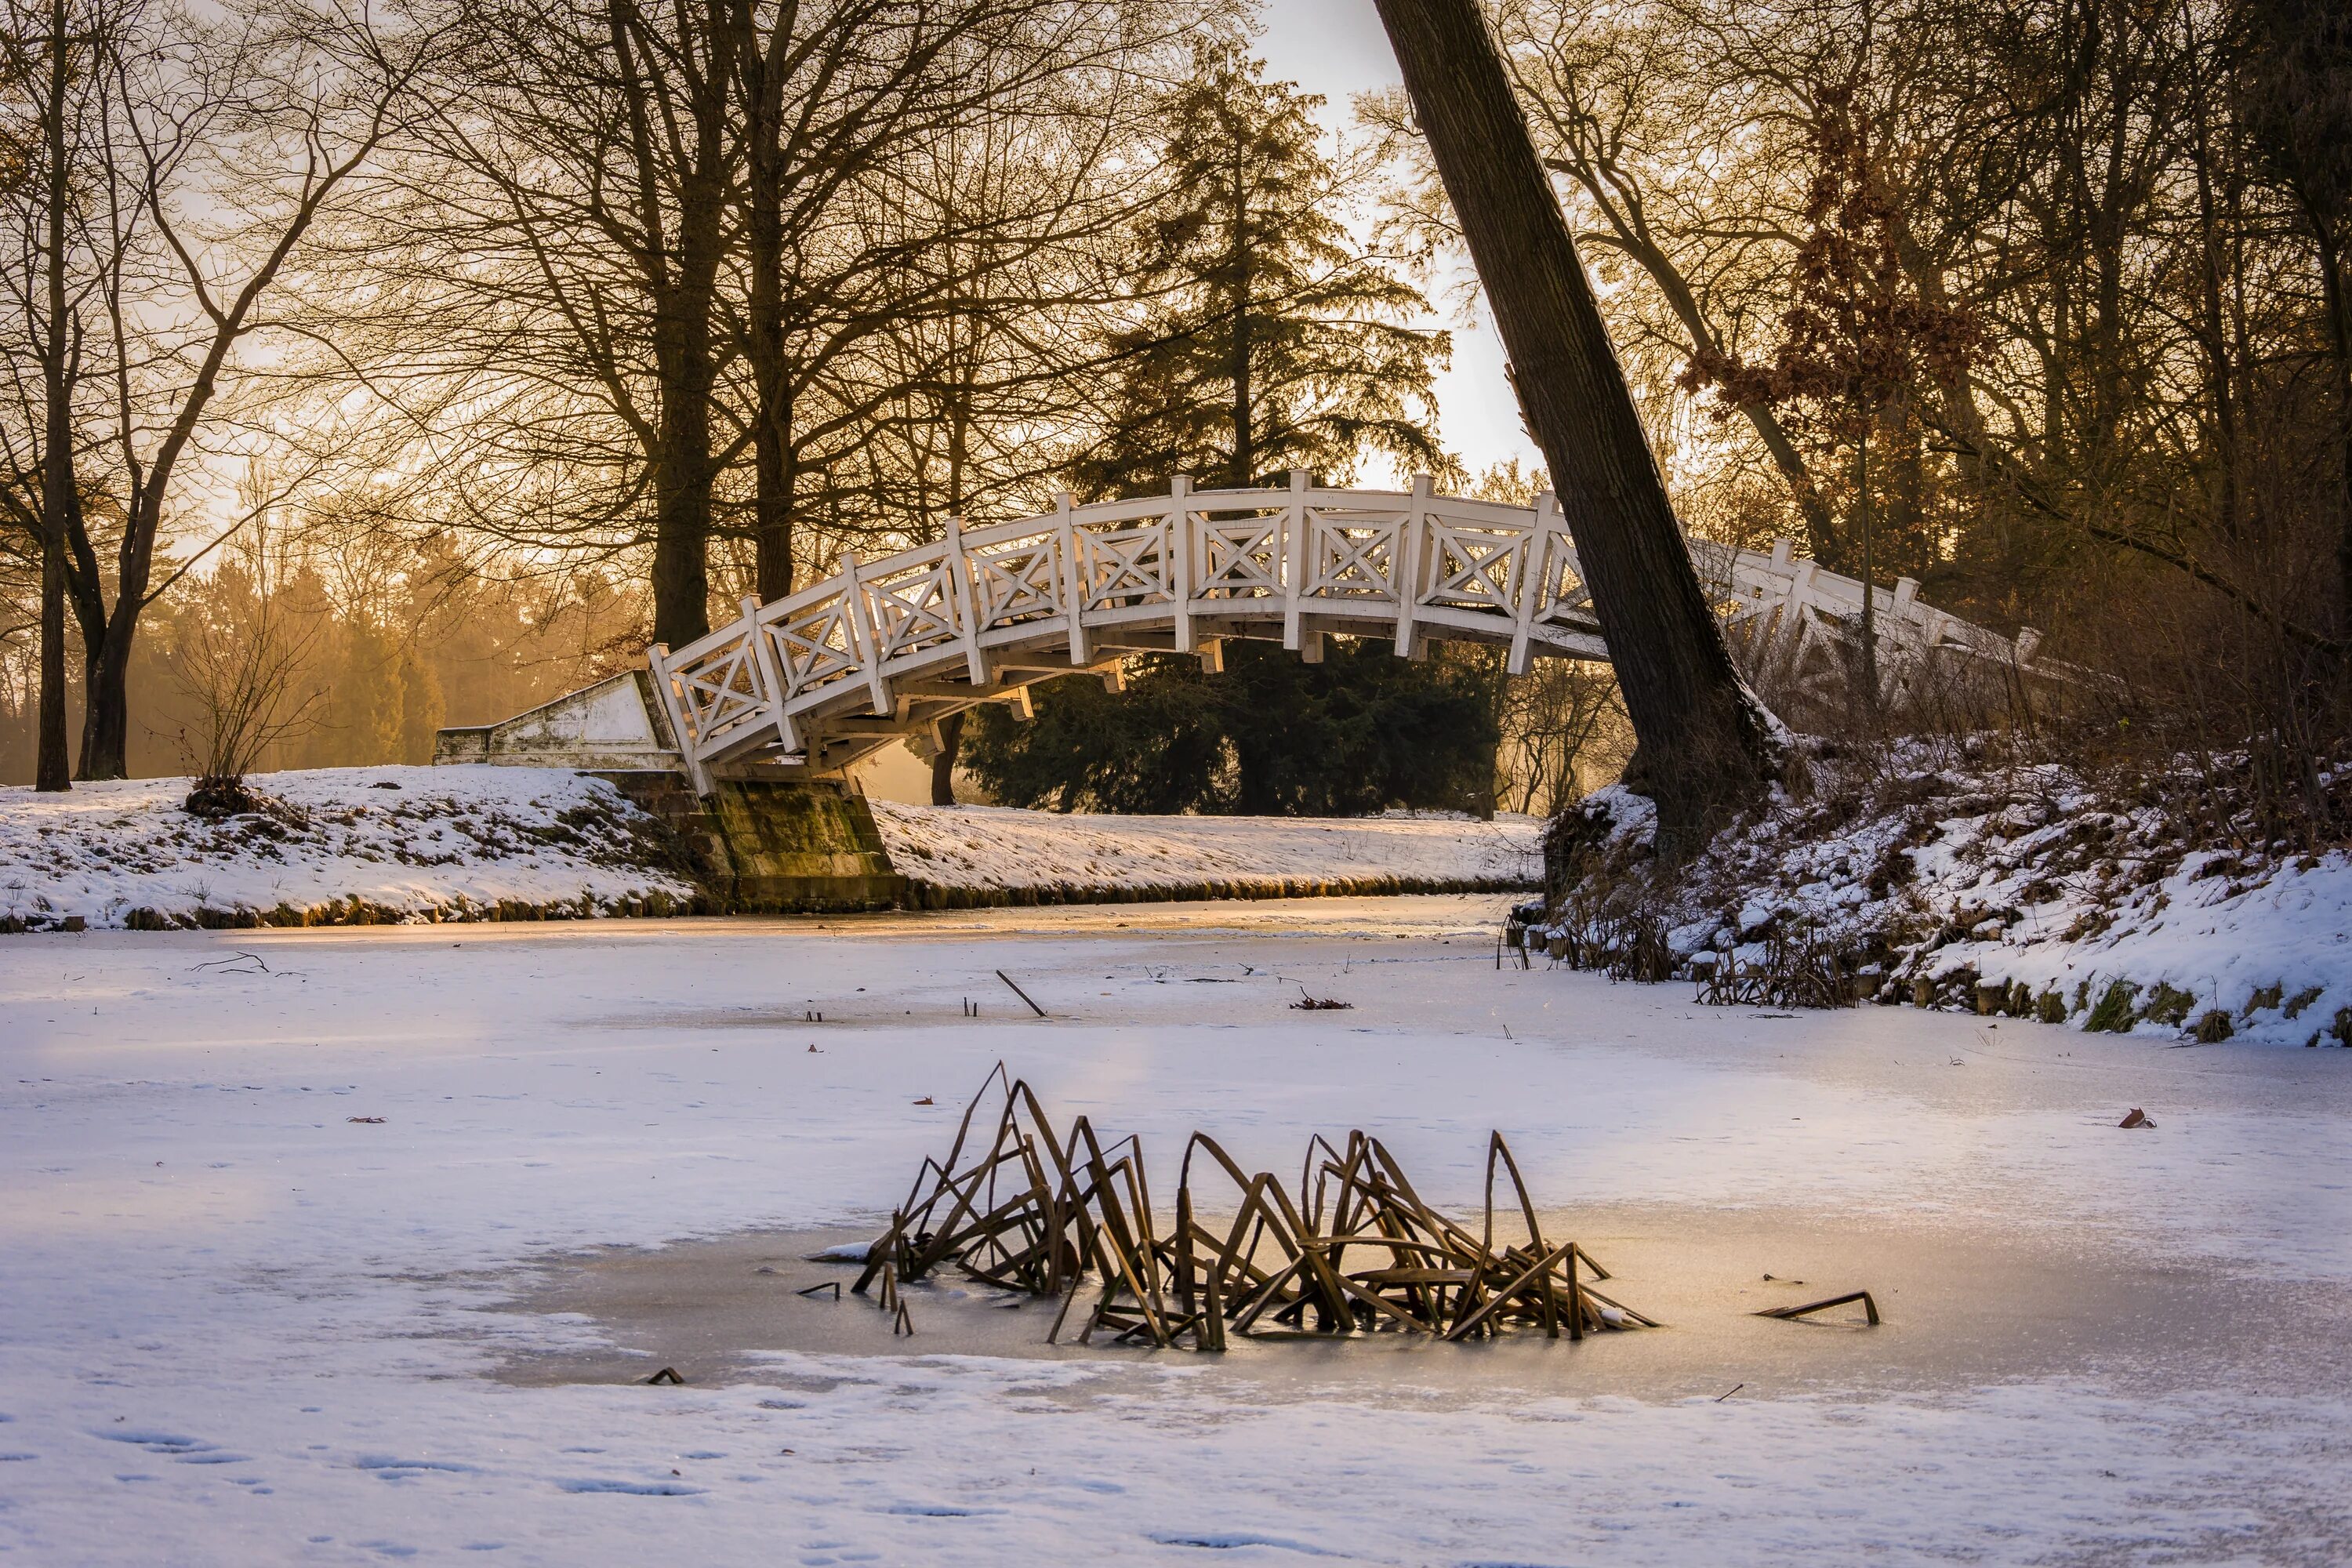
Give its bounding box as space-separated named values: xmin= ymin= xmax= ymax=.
xmin=1754 ymin=1289 xmax=1878 ymax=1326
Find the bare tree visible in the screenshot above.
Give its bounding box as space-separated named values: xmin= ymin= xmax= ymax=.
xmin=0 ymin=0 xmax=422 ymax=782
xmin=372 ymin=0 xmax=1197 ymax=647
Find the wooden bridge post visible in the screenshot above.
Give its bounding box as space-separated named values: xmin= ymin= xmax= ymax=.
xmin=1169 ymin=474 xmax=1196 ymax=653
xmin=1395 ymin=473 xmax=1432 ymax=658
xmin=1282 ymin=469 xmax=1309 ymax=651
xmin=741 ymin=595 xmax=799 ymax=756
xmin=1508 ymin=491 xmax=1557 ymax=676
xmin=942 ymin=517 xmax=989 ymax=684
xmin=836 ymin=550 xmax=893 ymax=716
xmin=646 ymin=641 xmax=713 ymax=796
xmin=1056 ymin=492 xmax=1089 ymax=666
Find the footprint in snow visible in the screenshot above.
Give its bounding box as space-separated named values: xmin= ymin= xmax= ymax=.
xmin=557 ymin=1478 xmax=704 ymax=1496
xmin=1149 ymin=1532 xmax=1338 ymax=1555
xmin=98 ymin=1428 xmax=247 ymax=1464
xmin=358 ymin=1455 xmax=479 ymax=1479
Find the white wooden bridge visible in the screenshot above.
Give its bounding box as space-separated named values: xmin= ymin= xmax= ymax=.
xmin=646 ymin=474 xmax=2045 ymax=791
xmin=439 ymin=475 xmax=2044 ymax=790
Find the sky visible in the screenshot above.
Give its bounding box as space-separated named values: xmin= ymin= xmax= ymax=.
xmin=1254 ymin=0 xmax=1541 ymax=487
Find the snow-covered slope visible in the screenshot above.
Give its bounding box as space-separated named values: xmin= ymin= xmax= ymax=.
xmin=869 ymin=800 xmax=1540 ymax=901
xmin=1548 ymin=744 xmax=2352 ymax=1047
xmin=0 ymin=768 xmax=1539 ymax=929
xmin=0 ymin=767 xmax=698 ymax=930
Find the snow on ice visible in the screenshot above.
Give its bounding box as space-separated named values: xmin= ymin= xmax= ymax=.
xmin=2 ymin=903 xmax=2349 ymax=1563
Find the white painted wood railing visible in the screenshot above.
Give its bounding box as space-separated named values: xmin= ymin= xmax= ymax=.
xmin=647 ymin=474 xmax=2041 ymax=791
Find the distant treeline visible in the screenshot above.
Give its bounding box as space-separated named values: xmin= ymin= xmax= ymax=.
xmin=0 ymin=528 xmax=642 ymax=781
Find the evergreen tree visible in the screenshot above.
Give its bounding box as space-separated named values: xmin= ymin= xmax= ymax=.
xmin=1070 ymin=48 xmax=1451 ymax=495
xmin=960 ymin=640 xmax=1502 ymax=817
xmin=958 ymin=53 xmax=1491 ymax=817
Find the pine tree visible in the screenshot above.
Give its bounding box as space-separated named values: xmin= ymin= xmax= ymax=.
xmin=1072 ymin=48 xmax=1450 ymax=495
xmin=960 ymin=640 xmax=1502 ymax=817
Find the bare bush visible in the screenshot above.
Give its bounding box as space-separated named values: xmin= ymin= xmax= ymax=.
xmin=1497 ymin=658 xmax=1631 ymax=815
xmin=169 ymin=584 xmax=325 ymax=797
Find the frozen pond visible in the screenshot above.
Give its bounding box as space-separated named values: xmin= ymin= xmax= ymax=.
xmin=4 ymin=897 xmax=2350 ymax=1563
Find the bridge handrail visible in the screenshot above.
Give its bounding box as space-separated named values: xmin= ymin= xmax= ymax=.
xmin=646 ymin=475 xmax=2045 ymax=792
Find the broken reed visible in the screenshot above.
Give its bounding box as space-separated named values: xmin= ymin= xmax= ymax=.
xmin=851 ymin=1064 xmax=1655 ymax=1352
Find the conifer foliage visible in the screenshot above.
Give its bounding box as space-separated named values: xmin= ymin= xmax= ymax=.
xmin=1069 ymin=48 xmax=1450 ymax=496
xmin=959 ymin=639 xmax=1502 ymax=817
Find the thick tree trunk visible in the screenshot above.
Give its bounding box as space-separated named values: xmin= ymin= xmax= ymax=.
xmin=1229 ymin=154 xmax=1254 ymax=489
xmin=648 ymin=254 xmax=720 ymax=648
xmin=1371 ymin=0 xmax=1777 ymax=855
xmin=753 ymin=427 xmax=797 ymax=604
xmin=615 ymin=0 xmax=729 ymax=652
xmin=930 ymin=710 xmax=964 ymax=805
xmin=35 ymin=0 xmax=71 ymax=793
xmin=741 ymin=27 xmax=796 ymax=606
xmin=36 ymin=529 xmax=67 ymax=793
xmin=2189 ymin=67 xmax=2241 ymax=539
xmin=80 ymin=625 xmax=132 ymax=778
xmin=79 ymin=484 xmax=156 ymax=779
xmin=2315 ymin=225 xmax=2352 ymax=630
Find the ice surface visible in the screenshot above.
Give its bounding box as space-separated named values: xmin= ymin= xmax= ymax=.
xmin=2 ymin=899 xmax=2347 ymax=1563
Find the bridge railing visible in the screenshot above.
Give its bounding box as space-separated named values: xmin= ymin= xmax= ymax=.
xmin=647 ymin=475 xmax=2043 ymax=789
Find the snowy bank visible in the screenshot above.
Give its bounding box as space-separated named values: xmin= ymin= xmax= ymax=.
xmin=869 ymin=800 xmax=1541 ymax=904
xmin=1545 ymin=743 xmax=2352 ymax=1047
xmin=0 ymin=766 xmax=699 ymax=931
xmin=0 ymin=768 xmax=1540 ymax=930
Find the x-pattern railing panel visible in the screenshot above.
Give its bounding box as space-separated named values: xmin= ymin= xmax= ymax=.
xmin=970 ymin=535 xmax=1065 ymax=629
xmin=1421 ymin=520 xmax=1527 ymax=611
xmin=674 ymin=631 xmax=767 ymax=742
xmin=769 ymin=595 xmax=862 ymax=701
xmin=1195 ymin=509 xmax=1283 ymax=598
xmin=1305 ymin=509 xmax=1404 ymax=599
xmin=643 ymin=479 xmax=2041 ymax=789
xmin=864 ymin=557 xmax=962 ymax=666
xmin=1080 ymin=520 xmax=1174 ymax=611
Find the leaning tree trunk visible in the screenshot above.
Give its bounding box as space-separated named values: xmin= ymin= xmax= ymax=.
xmin=1372 ymin=0 xmax=1779 ymax=856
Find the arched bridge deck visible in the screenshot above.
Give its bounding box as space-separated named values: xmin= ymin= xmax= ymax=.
xmin=648 ymin=474 xmax=2041 ymax=793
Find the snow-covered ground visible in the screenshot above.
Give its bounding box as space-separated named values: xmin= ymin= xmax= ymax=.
xmin=0 ymin=768 xmax=1537 ymax=929
xmin=1555 ymin=748 xmax=2352 ymax=1047
xmin=869 ymin=800 xmax=1539 ymax=896
xmin=0 ymin=768 xmax=697 ymax=930
xmin=3 ymin=901 xmax=2348 ymax=1564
